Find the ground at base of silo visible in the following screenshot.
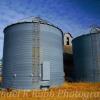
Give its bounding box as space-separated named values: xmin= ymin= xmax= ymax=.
xmin=0 ymin=82 xmax=100 ymax=100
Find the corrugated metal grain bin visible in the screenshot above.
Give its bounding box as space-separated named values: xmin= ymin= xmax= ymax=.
xmin=2 ymin=17 xmax=64 ymax=89
xmin=72 ymin=30 xmax=100 ymax=82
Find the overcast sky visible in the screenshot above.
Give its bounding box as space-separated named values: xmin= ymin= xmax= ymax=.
xmin=0 ymin=0 xmax=100 ymax=59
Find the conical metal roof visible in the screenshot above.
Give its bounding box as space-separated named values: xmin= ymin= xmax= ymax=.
xmin=16 ymin=16 xmax=53 ymax=25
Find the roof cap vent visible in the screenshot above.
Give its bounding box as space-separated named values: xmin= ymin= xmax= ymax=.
xmin=90 ymin=25 xmax=100 ymax=33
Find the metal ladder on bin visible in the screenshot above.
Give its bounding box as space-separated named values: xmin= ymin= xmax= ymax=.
xmin=32 ymin=22 xmax=40 ymax=82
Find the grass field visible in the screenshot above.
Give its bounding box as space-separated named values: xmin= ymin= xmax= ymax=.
xmin=0 ymin=82 xmax=100 ymax=100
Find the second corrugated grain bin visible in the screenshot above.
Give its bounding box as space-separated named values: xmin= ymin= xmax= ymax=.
xmin=72 ymin=28 xmax=100 ymax=82
xmin=2 ymin=17 xmax=64 ymax=89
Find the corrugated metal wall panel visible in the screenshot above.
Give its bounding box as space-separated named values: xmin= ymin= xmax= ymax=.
xmin=72 ymin=33 xmax=100 ymax=82
xmin=40 ymin=24 xmax=64 ymax=86
xmin=3 ymin=23 xmax=33 ymax=89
